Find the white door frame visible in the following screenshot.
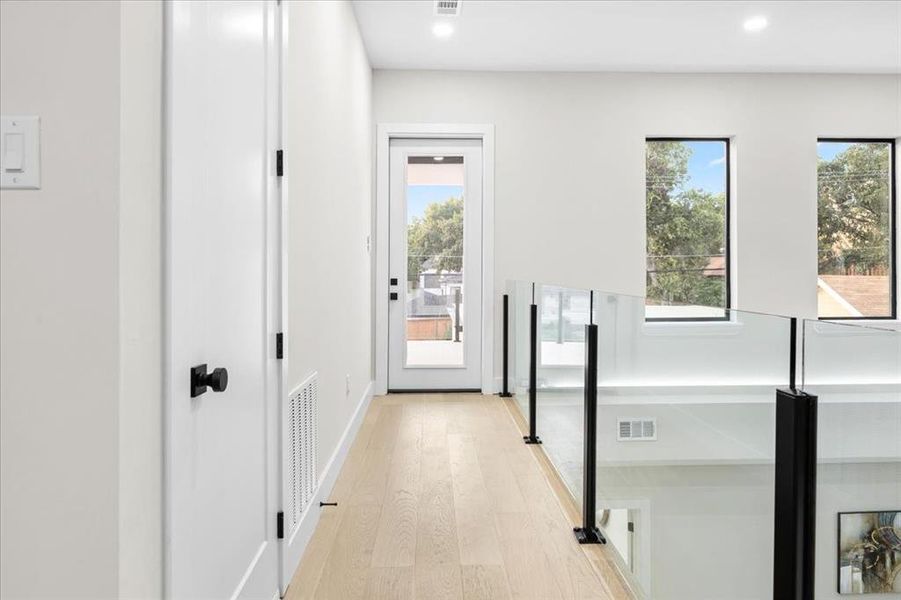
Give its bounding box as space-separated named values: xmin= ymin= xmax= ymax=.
xmin=375 ymin=123 xmax=495 ymax=395
xmin=274 ymin=1 xmax=293 ymax=594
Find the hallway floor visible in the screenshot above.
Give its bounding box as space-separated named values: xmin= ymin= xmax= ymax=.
xmin=286 ymin=393 xmax=631 ymax=600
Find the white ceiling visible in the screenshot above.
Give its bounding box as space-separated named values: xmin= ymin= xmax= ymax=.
xmin=352 ymin=1 xmax=901 ymax=73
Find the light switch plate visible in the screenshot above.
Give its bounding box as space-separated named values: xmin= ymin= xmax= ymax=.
xmin=1 ymin=116 xmax=41 ymax=189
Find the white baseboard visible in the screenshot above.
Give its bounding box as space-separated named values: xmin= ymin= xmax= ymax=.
xmin=280 ymin=380 xmax=374 ymax=592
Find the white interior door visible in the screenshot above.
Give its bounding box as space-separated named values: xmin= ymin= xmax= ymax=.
xmin=165 ymin=2 xmax=280 ymax=598
xmin=388 ymin=139 xmax=483 ymax=390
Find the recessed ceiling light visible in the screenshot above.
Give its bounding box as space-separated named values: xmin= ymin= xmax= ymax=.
xmin=433 ymin=156 xmax=445 ymax=161
xmin=743 ymin=16 xmax=768 ymax=32
xmin=433 ymin=22 xmax=454 ymax=38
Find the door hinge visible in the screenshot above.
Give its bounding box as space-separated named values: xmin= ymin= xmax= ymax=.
xmin=276 ymin=332 xmax=284 ymax=359
xmin=276 ymin=149 xmax=284 ymax=177
xmin=277 ymin=511 xmax=284 ymax=539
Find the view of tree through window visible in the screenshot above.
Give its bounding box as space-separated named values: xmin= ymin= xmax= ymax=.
xmin=403 ymin=155 xmax=466 ymax=366
xmin=817 ymin=140 xmax=895 ymax=319
xmin=407 ymin=195 xmax=463 ymax=284
xmin=646 ymin=139 xmax=729 ymax=319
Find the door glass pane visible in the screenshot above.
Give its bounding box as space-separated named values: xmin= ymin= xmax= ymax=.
xmin=405 ymin=155 xmax=465 ymax=366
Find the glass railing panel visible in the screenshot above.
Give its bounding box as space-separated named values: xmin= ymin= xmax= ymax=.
xmin=801 ymin=319 xmax=901 ymax=597
xmin=595 ymin=290 xmax=793 ymax=387
xmin=535 ymin=283 xmax=592 ymax=504
xmin=802 ymin=319 xmax=900 ymax=387
xmin=501 ymin=278 xmax=900 ymax=599
xmin=592 ymin=291 xmax=791 ymax=599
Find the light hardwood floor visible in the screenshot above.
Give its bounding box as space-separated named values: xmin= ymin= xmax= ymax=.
xmin=285 ymin=394 xmax=634 ymax=600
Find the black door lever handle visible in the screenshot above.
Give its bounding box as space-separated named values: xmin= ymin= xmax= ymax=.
xmin=191 ymin=364 xmax=229 ymax=398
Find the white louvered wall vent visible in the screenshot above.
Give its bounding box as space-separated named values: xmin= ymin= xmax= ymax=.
xmin=288 ymin=372 xmax=319 ymax=532
xmin=617 ymin=418 xmax=657 ymax=442
xmin=434 ymin=0 xmax=461 ymax=17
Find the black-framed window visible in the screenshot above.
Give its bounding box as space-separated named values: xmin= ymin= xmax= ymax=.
xmin=645 ymin=138 xmax=731 ymax=321
xmin=817 ymin=139 xmax=896 ymax=320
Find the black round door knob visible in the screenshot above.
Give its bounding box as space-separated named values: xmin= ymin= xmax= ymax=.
xmin=205 ymin=368 xmax=228 ymax=392
xmin=190 ymin=364 xmax=229 ymax=397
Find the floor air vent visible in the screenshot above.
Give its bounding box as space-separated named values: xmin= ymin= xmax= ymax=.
xmin=288 ymin=372 xmax=319 ymax=531
xmin=435 ymin=0 xmax=461 ymax=17
xmin=617 ymin=418 xmax=657 ymax=441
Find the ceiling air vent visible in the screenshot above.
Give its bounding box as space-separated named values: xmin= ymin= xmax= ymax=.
xmin=617 ymin=418 xmax=657 ymax=442
xmin=435 ymin=0 xmax=461 ymax=17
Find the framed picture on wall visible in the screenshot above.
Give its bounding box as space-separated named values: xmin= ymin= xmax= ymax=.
xmin=837 ymin=511 xmax=901 ymax=595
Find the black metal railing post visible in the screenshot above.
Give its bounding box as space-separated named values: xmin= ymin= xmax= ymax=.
xmin=574 ymin=291 xmax=605 ymax=544
xmin=524 ymin=285 xmax=541 ymax=444
xmin=789 ymin=317 xmax=798 ymax=391
xmin=454 ymin=288 xmax=462 ymax=342
xmin=500 ymin=294 xmax=512 ymax=397
xmin=772 ymin=387 xmax=818 ymax=600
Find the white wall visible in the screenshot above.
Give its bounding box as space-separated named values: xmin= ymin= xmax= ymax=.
xmin=1 ymin=2 xmax=163 ymax=597
xmin=118 ymin=1 xmax=163 ymax=597
xmin=1 ymin=1 xmax=122 ymax=596
xmin=373 ymin=71 xmax=901 ymax=381
xmin=286 ymin=0 xmax=373 ymax=485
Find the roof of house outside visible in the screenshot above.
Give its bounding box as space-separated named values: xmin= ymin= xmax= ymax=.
xmin=703 ymin=255 xmax=726 ymax=277
xmin=817 ymin=275 xmax=891 ymax=318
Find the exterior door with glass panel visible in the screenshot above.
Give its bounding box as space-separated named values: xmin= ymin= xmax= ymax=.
xmin=388 ymin=139 xmax=482 ymax=390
